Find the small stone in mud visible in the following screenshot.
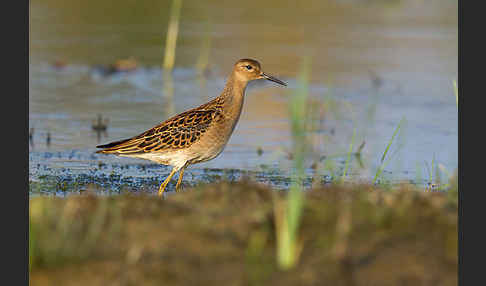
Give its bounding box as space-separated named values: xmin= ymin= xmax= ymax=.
xmin=256 ymin=147 xmax=263 ymax=156
xmin=46 ymin=132 xmax=51 ymax=147
xmin=53 ymin=59 xmax=67 ymax=70
xmin=426 ymin=183 xmax=440 ymax=191
xmin=29 ymin=128 xmax=34 ymax=145
xmin=286 ymin=152 xmax=294 ymax=160
xmin=111 ymin=57 xmax=138 ymax=72
xmin=92 ymin=57 xmax=138 ymax=77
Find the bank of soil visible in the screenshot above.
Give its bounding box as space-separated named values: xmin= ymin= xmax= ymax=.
xmin=30 ymin=181 xmax=457 ymax=286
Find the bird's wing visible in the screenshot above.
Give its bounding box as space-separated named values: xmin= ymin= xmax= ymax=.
xmin=96 ymin=106 xmax=224 ymax=155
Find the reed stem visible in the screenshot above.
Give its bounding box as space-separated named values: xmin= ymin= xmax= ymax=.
xmin=163 ymin=0 xmax=183 ymax=71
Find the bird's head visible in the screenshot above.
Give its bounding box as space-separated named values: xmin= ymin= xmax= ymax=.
xmin=233 ymin=58 xmax=287 ymax=86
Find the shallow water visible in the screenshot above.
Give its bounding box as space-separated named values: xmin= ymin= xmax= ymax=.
xmin=29 ymin=0 xmax=457 ymax=192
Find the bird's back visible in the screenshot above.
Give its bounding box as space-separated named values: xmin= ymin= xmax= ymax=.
xmin=96 ymin=96 xmax=225 ymax=155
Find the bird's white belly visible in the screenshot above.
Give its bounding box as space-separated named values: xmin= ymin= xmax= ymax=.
xmin=121 ymin=151 xmax=189 ymax=169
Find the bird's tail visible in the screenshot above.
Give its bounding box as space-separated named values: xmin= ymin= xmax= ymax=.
xmin=96 ymin=138 xmax=132 ymax=154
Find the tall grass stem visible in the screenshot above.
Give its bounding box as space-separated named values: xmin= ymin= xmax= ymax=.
xmin=342 ymin=127 xmax=356 ymax=180
xmin=373 ymin=117 xmax=405 ymax=184
xmin=163 ymin=0 xmax=183 ymax=71
xmin=276 ymin=56 xmax=311 ymax=270
xmin=453 ymin=80 xmax=458 ymax=109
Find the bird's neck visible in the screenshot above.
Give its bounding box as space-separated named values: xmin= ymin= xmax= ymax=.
xmin=220 ymin=74 xmax=248 ymax=115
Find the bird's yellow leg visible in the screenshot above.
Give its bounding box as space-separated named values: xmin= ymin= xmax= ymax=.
xmin=158 ymin=167 xmax=178 ymax=197
xmin=175 ymin=166 xmax=186 ymax=192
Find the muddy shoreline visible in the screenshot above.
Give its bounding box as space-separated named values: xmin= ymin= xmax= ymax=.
xmin=30 ymin=181 xmax=457 ymax=286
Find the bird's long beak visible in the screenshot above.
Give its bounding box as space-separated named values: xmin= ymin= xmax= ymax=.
xmin=261 ymin=72 xmax=287 ymax=86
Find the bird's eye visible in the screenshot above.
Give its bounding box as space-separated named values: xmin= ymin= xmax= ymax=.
xmin=245 ymin=65 xmax=252 ymax=70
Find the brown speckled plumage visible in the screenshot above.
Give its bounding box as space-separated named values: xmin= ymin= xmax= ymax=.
xmin=96 ymin=58 xmax=286 ymax=196
xmin=96 ymin=96 xmax=225 ymax=153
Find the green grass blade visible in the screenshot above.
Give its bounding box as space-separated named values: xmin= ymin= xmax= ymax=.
xmin=453 ymin=80 xmax=458 ymax=109
xmin=373 ymin=117 xmax=405 ymax=184
xmin=380 ymin=117 xmax=405 ymax=163
xmin=277 ymin=56 xmax=311 ymax=270
xmin=163 ymin=0 xmax=183 ymax=71
xmin=342 ymin=127 xmax=356 ymax=180
xmin=431 ymin=154 xmax=435 ymax=184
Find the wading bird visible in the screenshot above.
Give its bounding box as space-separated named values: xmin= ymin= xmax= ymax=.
xmin=96 ymin=59 xmax=286 ymax=196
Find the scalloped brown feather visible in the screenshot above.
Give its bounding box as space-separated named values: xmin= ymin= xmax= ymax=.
xmin=96 ymin=96 xmax=225 ymax=154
